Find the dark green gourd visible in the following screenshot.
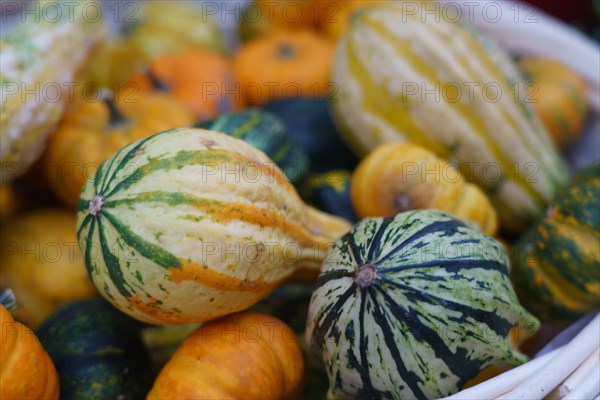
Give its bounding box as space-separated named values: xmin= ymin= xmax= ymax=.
xmin=37 ymin=299 xmax=155 ymax=400
xmin=196 ymin=108 xmax=310 ymax=182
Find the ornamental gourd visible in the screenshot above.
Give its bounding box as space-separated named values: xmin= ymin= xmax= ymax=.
xmin=234 ymin=30 xmax=334 ymax=105
xmin=305 ymin=210 xmax=539 ymax=399
xmin=511 ymin=163 xmax=600 ymax=323
xmin=351 ymin=142 xmax=498 ymax=236
xmin=37 ymin=299 xmax=155 ymax=400
xmin=331 ymin=3 xmax=568 ymax=233
xmin=0 ymin=290 xmax=59 ymax=400
xmin=147 ymin=312 xmax=304 ymax=399
xmin=262 ymin=98 xmax=359 ymax=172
xmin=518 ymin=57 xmax=589 ymax=149
xmin=0 ymin=0 xmax=103 ymax=183
xmin=129 ymin=50 xmax=245 ymax=122
xmin=76 ymin=128 xmax=352 ymax=324
xmin=43 ymin=91 xmax=194 ymax=208
xmin=196 ymin=109 xmax=310 ymax=183
xmin=0 ymin=209 xmax=97 ymax=326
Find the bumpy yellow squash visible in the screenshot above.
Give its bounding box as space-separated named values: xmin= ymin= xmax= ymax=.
xmin=352 ymin=142 xmax=498 ymax=236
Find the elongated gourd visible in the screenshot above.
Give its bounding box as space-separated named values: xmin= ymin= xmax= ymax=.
xmin=0 ymin=0 xmax=104 ymax=183
xmin=76 ymin=128 xmax=352 ymax=324
xmin=351 ymin=142 xmax=498 ymax=236
xmin=331 ymin=3 xmax=568 ymax=233
xmin=305 ymin=210 xmax=539 ymax=399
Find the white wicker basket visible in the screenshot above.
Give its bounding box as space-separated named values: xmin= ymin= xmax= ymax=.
xmin=444 ymin=313 xmax=600 ymax=399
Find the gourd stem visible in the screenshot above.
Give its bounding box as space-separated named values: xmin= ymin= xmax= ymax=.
xmin=355 ymin=264 xmax=377 ymax=288
xmin=0 ymin=289 xmax=16 ymax=310
xmin=147 ymin=70 xmax=170 ymax=92
xmin=276 ymin=43 xmax=297 ymax=60
xmin=102 ymin=90 xmax=127 ymax=126
xmin=89 ymin=195 xmax=105 ymax=216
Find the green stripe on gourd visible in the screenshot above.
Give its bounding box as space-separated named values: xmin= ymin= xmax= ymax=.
xmin=331 ymin=3 xmax=568 ymax=234
xmin=195 ymin=109 xmax=310 ymax=183
xmin=305 ymin=210 xmax=539 ymax=399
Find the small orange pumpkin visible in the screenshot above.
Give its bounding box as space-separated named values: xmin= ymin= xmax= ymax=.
xmin=128 ymin=50 xmax=245 ymax=122
xmin=234 ymin=30 xmax=334 ymax=105
xmin=518 ymin=57 xmax=589 ymax=149
xmin=43 ymin=91 xmax=194 ymax=208
xmin=147 ymin=312 xmax=304 ymax=399
xmin=351 ymin=142 xmax=498 ymax=236
xmin=0 ymin=290 xmax=60 ymax=399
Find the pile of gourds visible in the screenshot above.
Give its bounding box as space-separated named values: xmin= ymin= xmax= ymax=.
xmin=1 ymin=1 xmax=598 ymax=399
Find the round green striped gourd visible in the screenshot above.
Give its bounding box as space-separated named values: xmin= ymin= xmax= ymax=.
xmin=76 ymin=128 xmax=351 ymax=324
xmin=330 ymin=3 xmax=568 ymax=234
xmin=511 ymin=162 xmax=600 ymax=323
xmin=196 ymin=109 xmax=310 ymax=183
xmin=305 ymin=210 xmax=539 ymax=399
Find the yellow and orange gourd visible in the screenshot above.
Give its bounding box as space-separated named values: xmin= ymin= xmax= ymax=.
xmin=351 ymin=142 xmax=498 ymax=236
xmin=0 ymin=290 xmax=60 ymax=399
xmin=518 ymin=57 xmax=589 ymax=149
xmin=0 ymin=209 xmax=98 ymax=326
xmin=148 ymin=312 xmax=304 ymax=399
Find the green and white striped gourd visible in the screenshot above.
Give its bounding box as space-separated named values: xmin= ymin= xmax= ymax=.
xmin=330 ymin=3 xmax=568 ymax=233
xmin=196 ymin=109 xmax=310 ymax=183
xmin=305 ymin=210 xmax=539 ymax=399
xmin=76 ymin=128 xmax=351 ymax=324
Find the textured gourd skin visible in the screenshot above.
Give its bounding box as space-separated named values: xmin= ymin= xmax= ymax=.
xmin=305 ymin=210 xmax=539 ymax=399
xmin=37 ymin=299 xmax=154 ymax=400
xmin=0 ymin=304 xmax=59 ymax=400
xmin=43 ymin=93 xmax=194 ymax=208
xmin=76 ymin=128 xmax=351 ymax=324
xmin=196 ymin=109 xmax=310 ymax=183
xmin=351 ymin=142 xmax=498 ymax=236
xmin=518 ymin=57 xmax=589 ymax=149
xmin=147 ymin=312 xmax=304 ymax=399
xmin=0 ymin=209 xmax=97 ymax=326
xmin=331 ymin=3 xmax=568 ymax=234
xmin=511 ymin=163 xmax=600 ymax=323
